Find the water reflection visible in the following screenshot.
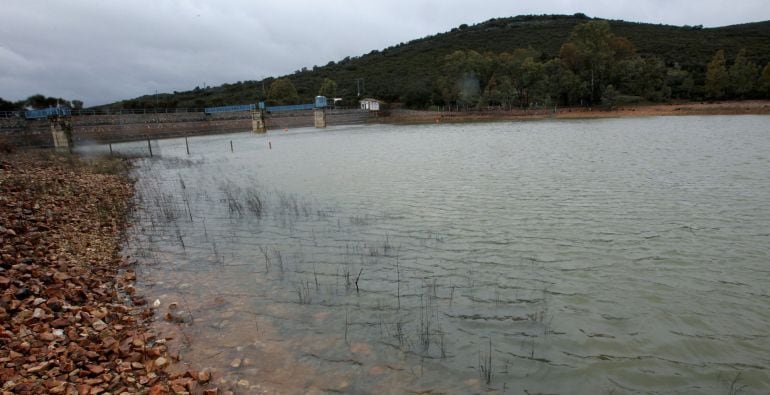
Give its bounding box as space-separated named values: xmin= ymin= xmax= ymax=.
xmin=119 ymin=116 xmax=770 ymax=393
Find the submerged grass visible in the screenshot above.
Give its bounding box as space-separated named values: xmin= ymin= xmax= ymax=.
xmin=479 ymin=337 xmax=492 ymax=385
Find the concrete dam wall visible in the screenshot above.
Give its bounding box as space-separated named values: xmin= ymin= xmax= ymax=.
xmin=0 ymin=109 xmax=374 ymax=147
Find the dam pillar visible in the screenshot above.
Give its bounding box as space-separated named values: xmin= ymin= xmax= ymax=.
xmin=50 ymin=116 xmax=73 ymax=153
xmin=251 ymin=110 xmax=266 ymax=133
xmin=314 ymin=108 xmax=326 ymax=128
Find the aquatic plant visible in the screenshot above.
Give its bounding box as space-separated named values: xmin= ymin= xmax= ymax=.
xmin=296 ymin=281 xmax=312 ymax=304
xmin=479 ymin=337 xmax=492 ymax=385
xmin=244 ymin=187 xmax=264 ymax=217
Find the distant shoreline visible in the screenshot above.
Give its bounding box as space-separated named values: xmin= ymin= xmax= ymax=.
xmin=379 ymin=100 xmax=770 ymax=124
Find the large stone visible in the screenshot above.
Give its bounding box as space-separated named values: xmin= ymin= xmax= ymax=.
xmin=14 ymin=288 xmax=30 ymax=300
xmin=154 ymin=357 xmax=169 ymax=369
xmin=229 ymin=358 xmax=241 ymax=369
xmin=91 ymin=319 xmax=108 ymax=331
xmin=39 ymin=332 xmax=55 ymax=341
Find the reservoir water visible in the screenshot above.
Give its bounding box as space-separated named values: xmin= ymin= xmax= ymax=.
xmin=112 ymin=116 xmax=770 ymax=394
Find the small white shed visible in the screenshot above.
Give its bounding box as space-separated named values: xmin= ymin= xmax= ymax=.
xmin=359 ymin=98 xmax=382 ymax=111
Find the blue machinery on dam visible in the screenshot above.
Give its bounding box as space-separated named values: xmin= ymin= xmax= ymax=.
xmin=23 ymin=107 xmax=72 ymax=120
xmin=204 ymin=96 xmax=330 ymax=133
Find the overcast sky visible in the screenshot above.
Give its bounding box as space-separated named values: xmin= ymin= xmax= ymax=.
xmin=2 ymin=1 xmax=768 ymax=106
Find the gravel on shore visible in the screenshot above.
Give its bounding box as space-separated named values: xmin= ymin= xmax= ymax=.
xmin=0 ymin=151 xmax=220 ymax=395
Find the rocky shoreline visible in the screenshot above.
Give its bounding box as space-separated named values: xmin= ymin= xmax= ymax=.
xmin=0 ymin=152 xmax=220 ymax=395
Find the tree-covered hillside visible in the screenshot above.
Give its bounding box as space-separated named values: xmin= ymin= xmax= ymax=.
xmin=102 ymin=14 xmax=770 ymax=110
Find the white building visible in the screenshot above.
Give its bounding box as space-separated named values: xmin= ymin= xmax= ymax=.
xmin=359 ymin=98 xmax=382 ymax=111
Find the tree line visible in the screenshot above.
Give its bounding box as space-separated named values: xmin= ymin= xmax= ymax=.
xmin=0 ymin=95 xmax=83 ymax=112
xmin=435 ymin=21 xmax=770 ymax=110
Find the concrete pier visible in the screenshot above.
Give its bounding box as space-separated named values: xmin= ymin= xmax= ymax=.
xmin=50 ymin=116 xmax=73 ymax=153
xmin=251 ymin=110 xmax=266 ymax=133
xmin=313 ymin=109 xmax=326 ymax=128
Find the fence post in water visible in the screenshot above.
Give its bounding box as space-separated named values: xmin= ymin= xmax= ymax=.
xmin=109 ymin=143 xmax=113 ymax=156
xmin=147 ymin=137 xmax=153 ymax=157
xmin=230 ymin=140 xmax=233 ymax=153
xmin=185 ymin=137 xmax=190 ymax=155
xmin=268 ymin=141 xmax=272 ymax=150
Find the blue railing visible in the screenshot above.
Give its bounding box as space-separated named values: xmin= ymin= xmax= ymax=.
xmin=24 ymin=107 xmax=71 ymax=119
xmin=266 ymin=103 xmax=315 ymax=112
xmin=204 ymin=104 xmax=257 ymax=114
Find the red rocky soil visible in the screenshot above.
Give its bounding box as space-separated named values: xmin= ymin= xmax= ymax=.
xmin=0 ymin=152 xmax=222 ymax=395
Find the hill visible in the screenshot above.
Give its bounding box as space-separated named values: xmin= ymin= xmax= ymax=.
xmin=105 ymin=14 xmax=770 ymax=110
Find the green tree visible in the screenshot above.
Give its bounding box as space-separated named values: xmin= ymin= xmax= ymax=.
xmin=456 ymin=74 xmax=481 ymax=108
xmin=614 ymin=57 xmax=642 ymax=97
xmin=760 ymin=62 xmax=770 ymax=97
xmin=437 ymin=51 xmax=465 ymax=105
xmin=25 ymin=94 xmax=49 ymax=109
xmin=498 ymin=48 xmax=545 ymax=108
xmin=480 ymin=75 xmax=498 ymax=107
xmin=667 ymin=63 xmax=695 ymax=99
xmin=563 ymin=21 xmax=617 ymax=104
xmin=483 ymin=74 xmax=517 ymax=109
xmin=402 ymin=85 xmax=432 ymax=108
xmin=519 ymin=57 xmax=546 ymax=107
xmin=705 ymin=50 xmax=729 ymax=99
xmin=609 ymin=36 xmax=636 ymax=60
xmin=615 ymin=56 xmax=669 ymax=101
xmin=543 ymin=59 xmax=584 ymax=105
xmin=729 ymin=49 xmax=759 ymax=98
xmin=23 ymin=94 xmax=70 ymax=109
xmin=267 ymin=78 xmax=299 ymax=105
xmin=438 ymin=50 xmax=490 ymax=108
xmin=601 ymin=84 xmax=619 ymax=109
xmin=318 ymin=78 xmax=338 ymax=97
xmin=0 ymin=98 xmax=19 ymax=112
